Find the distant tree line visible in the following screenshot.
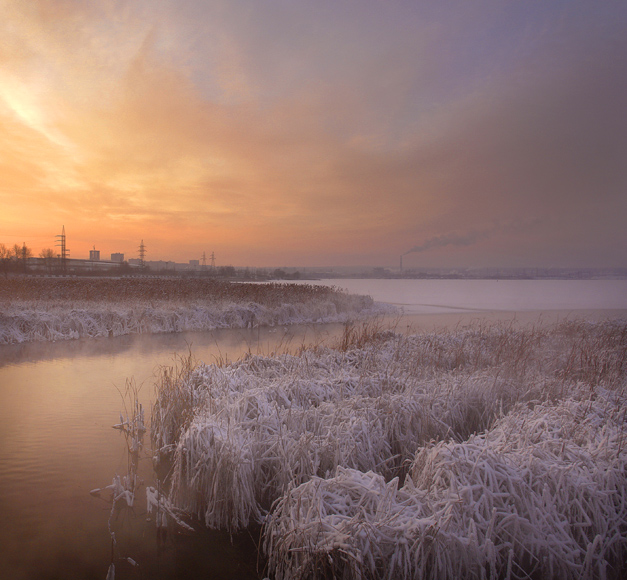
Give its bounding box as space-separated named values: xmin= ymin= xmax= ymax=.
xmin=271 ymin=268 xmax=301 ymax=280
xmin=0 ymin=242 xmax=64 ymax=276
xmin=1 ymin=243 xmax=30 ymax=275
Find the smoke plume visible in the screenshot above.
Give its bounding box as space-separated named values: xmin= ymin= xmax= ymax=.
xmin=403 ymin=225 xmax=499 ymax=256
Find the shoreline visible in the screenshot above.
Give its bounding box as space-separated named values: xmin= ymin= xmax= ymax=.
xmin=392 ymin=307 xmax=627 ymax=332
xmin=1 ymin=308 xmax=625 ymax=368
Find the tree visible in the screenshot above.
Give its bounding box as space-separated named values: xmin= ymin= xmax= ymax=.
xmin=272 ymin=268 xmax=287 ymax=279
xmin=218 ymin=265 xmax=236 ymax=278
xmin=39 ymin=248 xmax=56 ymax=273
xmin=13 ymin=242 xmax=32 ymax=272
xmin=21 ymin=243 xmax=32 ymax=263
xmin=0 ymin=244 xmax=11 ymax=277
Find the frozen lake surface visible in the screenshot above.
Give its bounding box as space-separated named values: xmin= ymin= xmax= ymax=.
xmin=301 ymin=278 xmax=627 ymax=314
xmin=0 ymin=278 xmax=625 ymax=579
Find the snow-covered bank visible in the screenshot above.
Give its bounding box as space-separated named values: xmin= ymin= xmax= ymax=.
xmin=0 ymin=299 xmax=387 ymax=344
xmin=0 ymin=278 xmax=386 ymax=344
xmin=150 ymin=319 xmax=627 ymax=579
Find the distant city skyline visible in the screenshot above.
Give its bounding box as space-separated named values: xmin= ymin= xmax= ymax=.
xmin=1 ymin=1 xmax=626 ymax=269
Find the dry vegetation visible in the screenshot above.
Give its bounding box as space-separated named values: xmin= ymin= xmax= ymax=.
xmin=0 ymin=276 xmax=348 ymax=306
xmin=148 ymin=318 xmax=627 ymax=580
xmin=0 ymin=277 xmax=352 ymax=304
xmin=0 ymin=277 xmax=377 ymax=343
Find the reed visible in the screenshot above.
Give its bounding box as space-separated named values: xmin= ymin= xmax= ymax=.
xmin=91 ymin=379 xmax=148 ymax=578
xmin=0 ymin=276 xmax=371 ymax=306
xmin=147 ymin=318 xmax=627 ymax=579
xmin=265 ymin=389 xmax=627 ymax=580
xmin=0 ymin=278 xmax=382 ymax=343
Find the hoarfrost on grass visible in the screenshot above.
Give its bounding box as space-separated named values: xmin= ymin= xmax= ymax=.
xmin=0 ymin=277 xmax=386 ymax=344
xmin=148 ymin=319 xmax=627 ymax=579
xmin=266 ymin=393 xmax=627 ymax=580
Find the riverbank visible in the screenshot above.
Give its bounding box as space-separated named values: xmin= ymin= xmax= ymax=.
xmin=149 ymin=318 xmax=627 ymax=579
xmin=0 ymin=277 xmax=386 ymax=344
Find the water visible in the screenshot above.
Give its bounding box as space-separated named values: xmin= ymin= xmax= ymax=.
xmin=0 ymin=279 xmax=625 ymax=579
xmin=302 ymin=278 xmax=627 ymax=314
xmin=0 ymin=324 xmax=345 ymax=580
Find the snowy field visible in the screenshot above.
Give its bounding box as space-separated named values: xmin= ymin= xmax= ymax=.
xmin=0 ymin=277 xmax=385 ymax=344
xmin=147 ymin=319 xmax=627 ymax=580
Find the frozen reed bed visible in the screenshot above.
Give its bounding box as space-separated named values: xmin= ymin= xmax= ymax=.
xmin=150 ymin=319 xmax=627 ymax=579
xmin=0 ymin=277 xmax=381 ymax=344
xmin=267 ymin=391 xmax=627 ymax=580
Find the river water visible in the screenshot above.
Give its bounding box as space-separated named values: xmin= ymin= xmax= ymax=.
xmin=0 ymin=324 xmax=344 ymax=580
xmin=1 ymin=279 xmax=626 ymax=579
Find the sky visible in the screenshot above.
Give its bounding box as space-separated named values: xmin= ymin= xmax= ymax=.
xmin=1 ymin=0 xmax=626 ymax=269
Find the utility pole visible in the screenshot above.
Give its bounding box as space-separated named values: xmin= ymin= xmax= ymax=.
xmin=138 ymin=240 xmax=146 ymax=268
xmin=55 ymin=225 xmax=69 ymax=273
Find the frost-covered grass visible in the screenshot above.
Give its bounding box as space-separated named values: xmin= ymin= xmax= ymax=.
xmin=267 ymin=392 xmax=627 ymax=580
xmin=0 ymin=277 xmax=381 ymax=343
xmin=149 ymin=319 xmax=627 ymax=579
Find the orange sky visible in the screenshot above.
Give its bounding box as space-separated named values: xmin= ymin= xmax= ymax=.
xmin=1 ymin=1 xmax=626 ymax=268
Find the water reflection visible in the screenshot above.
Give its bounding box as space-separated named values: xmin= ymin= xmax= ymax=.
xmin=0 ymin=322 xmax=348 ymax=369
xmin=0 ymin=322 xmax=349 ymax=580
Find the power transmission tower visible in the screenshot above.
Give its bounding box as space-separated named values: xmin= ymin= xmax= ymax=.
xmin=138 ymin=240 xmax=146 ymax=268
xmin=201 ymin=251 xmax=207 ymax=270
xmin=210 ymin=251 xmax=216 ymax=268
xmin=55 ymin=225 xmax=69 ymax=273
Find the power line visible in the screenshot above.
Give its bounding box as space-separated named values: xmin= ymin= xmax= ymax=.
xmin=138 ymin=240 xmax=146 ymax=267
xmin=55 ymin=225 xmax=69 ymax=272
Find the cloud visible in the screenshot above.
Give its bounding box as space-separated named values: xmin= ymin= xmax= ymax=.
xmin=0 ymin=1 xmax=626 ymax=266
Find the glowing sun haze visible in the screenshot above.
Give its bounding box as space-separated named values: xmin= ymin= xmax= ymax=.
xmin=1 ymin=0 xmax=626 ymax=268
